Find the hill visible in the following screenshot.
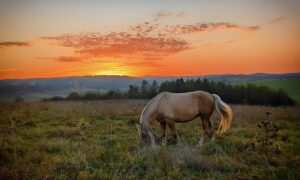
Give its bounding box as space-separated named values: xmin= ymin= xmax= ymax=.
xmin=0 ymin=73 xmax=299 ymax=101
xmin=249 ymin=79 xmax=300 ymax=104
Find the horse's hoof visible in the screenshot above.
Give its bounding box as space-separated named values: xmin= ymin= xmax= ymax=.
xmin=198 ymin=139 xmax=205 ymax=147
xmin=161 ymin=139 xmax=167 ymax=146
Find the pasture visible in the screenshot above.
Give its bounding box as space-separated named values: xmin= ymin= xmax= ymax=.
xmin=0 ymin=100 xmax=299 ymax=179
xmin=249 ymin=79 xmax=300 ymax=104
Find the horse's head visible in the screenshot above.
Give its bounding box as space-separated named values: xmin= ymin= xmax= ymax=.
xmin=136 ymin=123 xmax=150 ymax=142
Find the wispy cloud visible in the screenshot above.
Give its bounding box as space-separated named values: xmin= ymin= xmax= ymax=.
xmin=0 ymin=68 xmax=18 ymax=72
xmin=41 ymin=32 xmax=190 ymax=61
xmin=154 ymin=11 xmax=172 ymax=18
xmin=0 ymin=41 xmax=30 ymax=48
xmin=122 ymin=60 xmax=163 ymax=67
xmin=225 ymin=39 xmax=236 ymax=44
xmin=130 ymin=21 xmax=161 ymax=36
xmin=165 ymin=22 xmax=260 ymax=34
xmin=39 ymin=56 xmax=83 ymax=63
xmin=37 ymin=17 xmax=259 ymax=65
xmin=176 ymin=12 xmax=185 ymax=18
xmin=153 ymin=11 xmax=186 ymax=20
xmin=270 ymin=17 xmax=285 ymax=24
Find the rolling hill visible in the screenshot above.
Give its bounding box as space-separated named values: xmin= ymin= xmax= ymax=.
xmin=248 ymin=79 xmax=300 ymax=104
xmin=0 ymin=73 xmax=299 ymax=101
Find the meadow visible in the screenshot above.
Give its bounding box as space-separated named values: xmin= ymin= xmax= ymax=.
xmin=249 ymin=79 xmax=300 ymax=104
xmin=0 ymin=100 xmax=299 ymax=179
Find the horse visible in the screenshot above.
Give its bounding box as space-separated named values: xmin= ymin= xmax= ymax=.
xmin=136 ymin=91 xmax=233 ymax=149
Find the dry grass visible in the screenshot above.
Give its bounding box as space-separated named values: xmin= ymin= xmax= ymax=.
xmin=0 ymin=100 xmax=299 ymax=179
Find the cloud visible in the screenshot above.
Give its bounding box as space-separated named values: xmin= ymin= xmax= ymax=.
xmin=39 ymin=56 xmax=83 ymax=63
xmin=176 ymin=12 xmax=185 ymax=18
xmin=154 ymin=11 xmax=172 ymax=18
xmin=130 ymin=22 xmax=161 ymax=36
xmin=225 ymin=39 xmax=236 ymax=44
xmin=0 ymin=41 xmax=30 ymax=48
xmin=165 ymin=22 xmax=260 ymax=34
xmin=122 ymin=60 xmax=163 ymax=67
xmin=0 ymin=68 xmax=18 ymax=72
xmin=130 ymin=21 xmax=259 ymax=37
xmin=41 ymin=32 xmax=190 ymax=61
xmin=39 ymin=19 xmax=260 ymax=64
xmin=270 ymin=17 xmax=285 ymax=24
xmin=153 ymin=11 xmax=186 ymax=20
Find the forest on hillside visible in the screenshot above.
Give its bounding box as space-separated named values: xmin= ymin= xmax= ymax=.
xmin=43 ymin=78 xmax=295 ymax=106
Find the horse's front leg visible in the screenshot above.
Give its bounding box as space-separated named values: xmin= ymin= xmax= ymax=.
xmin=148 ymin=130 xmax=157 ymax=150
xmin=160 ymin=122 xmax=167 ymax=146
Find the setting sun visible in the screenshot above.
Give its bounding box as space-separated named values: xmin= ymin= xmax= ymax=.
xmin=90 ymin=61 xmax=137 ymax=77
xmin=93 ymin=70 xmax=128 ymax=76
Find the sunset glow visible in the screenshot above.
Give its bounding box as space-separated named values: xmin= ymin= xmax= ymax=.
xmin=0 ymin=0 xmax=299 ymax=79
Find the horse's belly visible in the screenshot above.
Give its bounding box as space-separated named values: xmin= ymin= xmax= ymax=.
xmin=161 ymin=108 xmax=199 ymax=122
xmin=174 ymin=113 xmax=198 ymax=122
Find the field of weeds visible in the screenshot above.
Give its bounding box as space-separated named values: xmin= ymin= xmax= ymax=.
xmin=0 ymin=100 xmax=299 ymax=179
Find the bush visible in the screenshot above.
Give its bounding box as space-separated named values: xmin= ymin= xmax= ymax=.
xmin=14 ymin=96 xmax=24 ymax=103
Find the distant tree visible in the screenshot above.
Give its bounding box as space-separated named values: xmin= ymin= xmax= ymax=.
xmin=49 ymin=96 xmax=64 ymax=101
xmin=84 ymin=92 xmax=101 ymax=100
xmin=140 ymin=80 xmax=149 ymax=98
xmin=103 ymin=90 xmax=123 ymax=99
xmin=128 ymin=85 xmax=140 ymax=99
xmin=66 ymin=92 xmax=81 ymax=100
xmin=14 ymin=96 xmax=24 ymax=103
xmin=44 ymin=78 xmax=295 ymax=106
xmin=148 ymin=80 xmax=159 ymax=98
xmin=158 ymin=78 xmax=295 ymax=106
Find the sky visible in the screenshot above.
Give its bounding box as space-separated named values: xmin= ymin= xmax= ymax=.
xmin=0 ymin=0 xmax=299 ymax=79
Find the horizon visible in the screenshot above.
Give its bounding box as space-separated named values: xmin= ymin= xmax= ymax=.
xmin=0 ymin=0 xmax=299 ymax=79
xmin=1 ymin=71 xmax=299 ymax=81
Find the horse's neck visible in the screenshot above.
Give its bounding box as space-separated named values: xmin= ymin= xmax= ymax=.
xmin=140 ymin=107 xmax=151 ymax=128
xmin=140 ymin=96 xmax=158 ymax=128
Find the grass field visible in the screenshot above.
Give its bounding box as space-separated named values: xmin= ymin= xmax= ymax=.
xmin=0 ymin=100 xmax=299 ymax=179
xmin=249 ymin=79 xmax=300 ymax=104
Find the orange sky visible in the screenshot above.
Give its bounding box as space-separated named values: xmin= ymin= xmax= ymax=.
xmin=0 ymin=0 xmax=299 ymax=79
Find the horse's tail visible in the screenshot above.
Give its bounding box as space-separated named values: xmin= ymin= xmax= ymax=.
xmin=212 ymin=94 xmax=233 ymax=133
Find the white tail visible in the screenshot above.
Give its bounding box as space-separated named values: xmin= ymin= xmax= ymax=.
xmin=213 ymin=94 xmax=233 ymax=133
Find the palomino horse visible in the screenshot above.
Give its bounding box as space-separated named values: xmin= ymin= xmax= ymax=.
xmin=136 ymin=91 xmax=233 ymax=149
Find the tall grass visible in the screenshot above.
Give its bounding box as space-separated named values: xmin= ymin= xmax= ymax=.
xmin=0 ymin=100 xmax=299 ymax=179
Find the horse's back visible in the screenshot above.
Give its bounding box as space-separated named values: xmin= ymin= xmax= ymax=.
xmin=155 ymin=91 xmax=215 ymax=122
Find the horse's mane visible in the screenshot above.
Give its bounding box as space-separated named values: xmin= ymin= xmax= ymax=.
xmin=140 ymin=93 xmax=163 ymax=126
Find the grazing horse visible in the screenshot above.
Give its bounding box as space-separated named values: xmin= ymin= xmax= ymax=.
xmin=136 ymin=91 xmax=233 ymax=149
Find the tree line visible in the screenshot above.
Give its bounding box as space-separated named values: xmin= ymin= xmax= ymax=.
xmin=43 ymin=78 xmax=295 ymax=106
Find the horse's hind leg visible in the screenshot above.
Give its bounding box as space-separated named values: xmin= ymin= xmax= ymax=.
xmin=199 ymin=114 xmax=213 ymax=146
xmin=160 ymin=122 xmax=167 ymax=146
xmin=168 ymin=122 xmax=182 ymax=146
